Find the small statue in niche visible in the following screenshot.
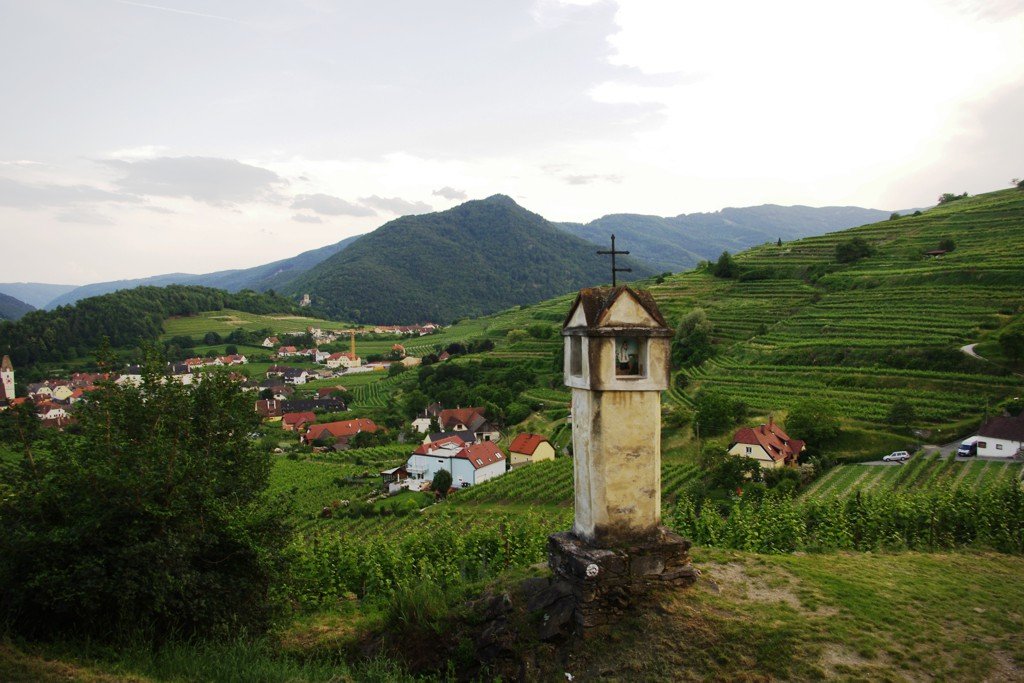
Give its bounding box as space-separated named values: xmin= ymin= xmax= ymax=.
xmin=615 ymin=337 xmax=641 ymax=376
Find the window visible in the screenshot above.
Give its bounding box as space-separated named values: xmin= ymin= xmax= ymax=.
xmin=437 ymin=459 xmax=444 ymax=463
xmin=476 ymin=459 xmax=483 ymax=465
xmin=745 ymin=446 xmax=752 ymax=454
xmin=570 ymin=336 xmax=583 ymax=376
xmin=978 ymin=441 xmax=987 ymax=448
xmin=996 ymin=444 xmax=1003 ymax=450
xmin=615 ymin=337 xmax=646 ymax=377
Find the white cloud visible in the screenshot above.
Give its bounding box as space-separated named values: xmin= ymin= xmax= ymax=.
xmin=432 ymin=186 xmax=468 ymax=201
xmin=359 ymin=195 xmax=433 ymax=215
xmin=291 ymin=193 xmax=375 ymax=216
xmin=105 ymin=156 xmax=285 ymax=204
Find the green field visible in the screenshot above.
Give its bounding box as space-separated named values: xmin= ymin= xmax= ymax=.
xmin=160 ymin=309 xmax=337 ymax=340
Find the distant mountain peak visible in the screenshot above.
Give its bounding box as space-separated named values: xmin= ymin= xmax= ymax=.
xmin=480 ymin=194 xmax=520 ymax=207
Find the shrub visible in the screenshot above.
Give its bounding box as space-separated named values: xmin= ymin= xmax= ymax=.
xmin=938 ymin=192 xmax=968 ymax=204
xmin=711 ymin=251 xmax=739 ymax=278
xmin=0 ymin=368 xmax=291 ymax=640
xmin=835 ymin=237 xmax=875 ymax=263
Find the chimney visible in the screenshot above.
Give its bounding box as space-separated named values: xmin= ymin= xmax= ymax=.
xmin=768 ymin=414 xmax=774 ymax=432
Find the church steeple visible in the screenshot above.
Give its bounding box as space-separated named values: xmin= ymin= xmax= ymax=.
xmin=0 ymin=355 xmax=14 ymax=402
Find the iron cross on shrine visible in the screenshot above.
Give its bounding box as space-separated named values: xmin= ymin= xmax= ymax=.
xmin=597 ymin=234 xmax=631 ymax=287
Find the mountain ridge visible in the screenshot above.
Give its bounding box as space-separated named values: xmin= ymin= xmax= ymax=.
xmin=42 ymin=235 xmax=361 ymax=309
xmin=560 ymin=204 xmax=893 ymax=272
xmin=282 ymin=194 xmax=653 ymax=324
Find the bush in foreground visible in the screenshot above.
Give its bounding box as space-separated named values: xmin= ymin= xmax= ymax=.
xmin=0 ymin=367 xmax=292 ymax=641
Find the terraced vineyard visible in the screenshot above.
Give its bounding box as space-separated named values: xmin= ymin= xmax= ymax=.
xmin=441 ymin=188 xmax=1024 ymax=438
xmin=801 ymin=454 xmax=1023 ymax=501
xmin=450 ymin=457 xmax=702 ymax=507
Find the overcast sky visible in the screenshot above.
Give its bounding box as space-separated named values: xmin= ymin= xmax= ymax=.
xmin=2 ymin=0 xmax=1022 ymax=284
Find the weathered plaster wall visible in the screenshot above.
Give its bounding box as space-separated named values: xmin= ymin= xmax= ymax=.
xmin=572 ymin=387 xmax=662 ymax=545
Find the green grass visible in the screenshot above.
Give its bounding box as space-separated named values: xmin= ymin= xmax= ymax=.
xmin=160 ymin=309 xmax=337 ymax=341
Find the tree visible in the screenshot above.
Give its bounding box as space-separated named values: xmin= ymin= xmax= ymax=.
xmin=786 ymin=399 xmax=841 ymax=453
xmin=998 ymin=326 xmax=1024 ymax=360
xmin=672 ymin=308 xmax=715 ymax=367
xmin=693 ymin=390 xmax=737 ymax=437
xmin=1015 ymin=178 xmax=1024 ymax=190
xmin=889 ymin=212 xmax=901 ymax=220
xmin=835 ymin=237 xmax=874 ymax=263
xmin=203 ymin=331 xmax=222 ymax=345
xmin=225 ymin=344 xmax=239 ymax=355
xmin=886 ymin=399 xmax=916 ymax=428
xmin=712 ymin=251 xmax=738 ymax=278
xmin=0 ymin=363 xmax=291 ymax=640
xmin=937 ymin=192 xmax=968 ymax=204
xmin=431 ymin=468 xmax=453 ymax=497
xmin=776 ymin=238 xmax=783 ymax=247
xmin=937 ymin=238 xmax=956 ymax=252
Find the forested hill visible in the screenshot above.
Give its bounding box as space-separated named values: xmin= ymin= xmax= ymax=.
xmin=43 ymin=235 xmax=361 ymax=309
xmin=281 ymin=194 xmax=653 ymax=324
xmin=560 ymin=204 xmax=892 ymax=272
xmin=0 ymin=292 xmax=34 ymax=322
xmin=0 ymin=286 xmax=298 ymax=367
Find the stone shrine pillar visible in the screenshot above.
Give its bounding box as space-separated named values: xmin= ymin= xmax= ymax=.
xmin=548 ymin=286 xmax=697 ymax=632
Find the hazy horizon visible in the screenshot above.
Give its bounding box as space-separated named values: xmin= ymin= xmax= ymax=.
xmin=2 ymin=0 xmax=1022 ymax=284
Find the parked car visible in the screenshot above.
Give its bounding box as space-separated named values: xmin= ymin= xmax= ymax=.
xmin=957 ymin=437 xmax=979 ymax=457
xmin=882 ymin=451 xmax=911 ymax=462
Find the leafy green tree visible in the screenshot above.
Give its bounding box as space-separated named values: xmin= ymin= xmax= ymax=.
xmin=938 ymin=192 xmax=968 ymax=204
xmin=711 ymin=251 xmax=738 ymax=278
xmin=999 ymin=326 xmax=1024 ymax=360
xmin=786 ymin=399 xmax=841 ymax=453
xmin=835 ymin=237 xmax=875 ymax=263
xmin=937 ymin=238 xmax=956 ymax=252
xmin=889 ymin=212 xmax=901 ymax=220
xmin=203 ymin=331 xmax=222 ymax=345
xmin=672 ymin=308 xmax=715 ymax=367
xmin=886 ymin=399 xmax=916 ymax=428
xmin=225 ymin=344 xmax=238 ymax=355
xmin=693 ymin=390 xmax=737 ymax=437
xmin=431 ymin=468 xmax=453 ymax=497
xmin=0 ymin=362 xmax=291 ymax=640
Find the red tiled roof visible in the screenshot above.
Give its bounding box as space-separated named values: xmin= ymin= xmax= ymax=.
xmin=439 ymin=407 xmax=485 ymax=430
xmin=305 ymin=418 xmax=378 ymax=442
xmin=412 ymin=439 xmax=505 ymax=470
xmin=730 ymin=422 xmax=805 ymax=464
xmin=413 ymin=435 xmax=467 ymax=454
xmin=463 ymin=442 xmax=505 ymax=470
xmin=509 ymin=433 xmax=550 ymax=455
xmin=282 ymin=411 xmax=316 ymax=427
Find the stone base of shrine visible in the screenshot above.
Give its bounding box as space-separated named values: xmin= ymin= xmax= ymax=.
xmin=546 ymin=527 xmax=698 ymax=633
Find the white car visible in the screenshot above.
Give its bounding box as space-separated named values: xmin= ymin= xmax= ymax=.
xmin=882 ymin=451 xmax=911 ymax=462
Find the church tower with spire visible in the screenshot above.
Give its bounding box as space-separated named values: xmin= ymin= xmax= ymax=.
xmin=0 ymin=355 xmax=14 ymax=403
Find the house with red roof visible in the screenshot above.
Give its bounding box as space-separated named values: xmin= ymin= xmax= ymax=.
xmin=728 ymin=418 xmax=804 ymax=468
xmin=508 ymin=433 xmax=555 ymax=468
xmin=439 ymin=406 xmax=500 ymax=442
xmin=302 ymin=418 xmax=378 ymax=450
xmin=403 ymin=437 xmax=506 ymax=490
xmin=281 ymin=411 xmax=317 ymax=432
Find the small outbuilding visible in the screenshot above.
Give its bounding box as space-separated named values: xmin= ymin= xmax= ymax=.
xmin=508 ymin=433 xmax=556 ymax=468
